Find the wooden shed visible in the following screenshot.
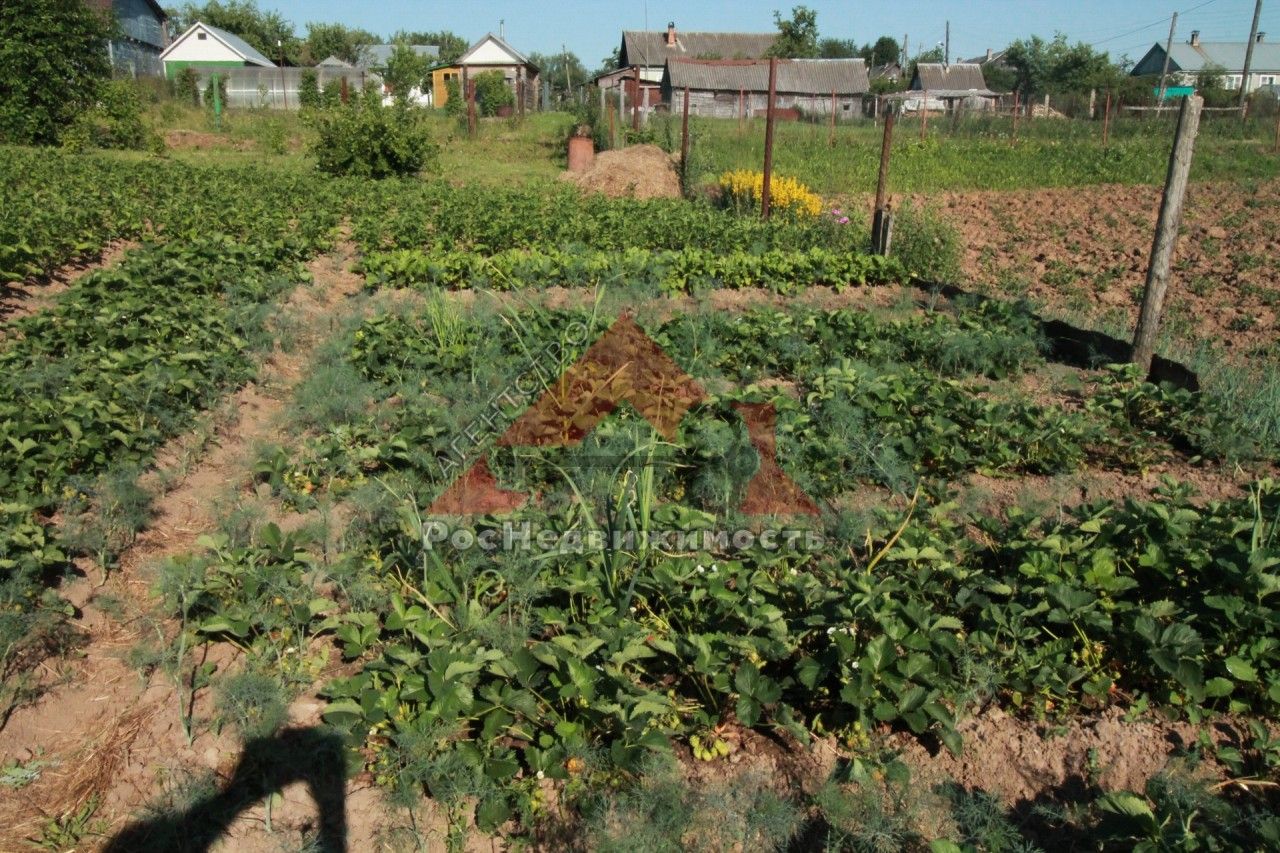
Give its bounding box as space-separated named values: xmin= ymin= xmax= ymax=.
xmin=898 ymin=63 xmax=998 ymax=112
xmin=661 ymin=58 xmax=870 ymax=119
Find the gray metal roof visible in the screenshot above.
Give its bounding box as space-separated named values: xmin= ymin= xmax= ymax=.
xmin=458 ymin=32 xmax=535 ymax=68
xmin=664 ymin=58 xmax=870 ymax=95
xmin=356 ymin=44 xmax=440 ymax=69
xmin=202 ymin=23 xmax=275 ymax=67
xmin=317 ymin=55 xmax=353 ymax=68
xmin=1166 ymin=40 xmax=1280 ymax=73
xmin=911 ymin=63 xmax=990 ymax=92
xmin=623 ymin=31 xmax=777 ymax=67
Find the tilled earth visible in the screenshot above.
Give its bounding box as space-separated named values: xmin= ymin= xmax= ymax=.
xmin=903 ymin=180 xmax=1280 ymax=357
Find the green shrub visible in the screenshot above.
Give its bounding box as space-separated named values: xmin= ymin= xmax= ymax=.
xmin=173 ymin=67 xmax=200 ymax=106
xmin=62 ymin=80 xmax=159 ymax=152
xmin=474 ymin=70 xmax=515 ymax=116
xmin=202 ymin=74 xmax=227 ymax=110
xmin=0 ymin=0 xmax=112 ymax=145
xmin=892 ymin=201 xmax=963 ymax=283
xmin=308 ymin=96 xmax=439 ymax=178
xmin=444 ymin=77 xmax=464 ymax=116
xmin=298 ymin=68 xmax=321 ymax=109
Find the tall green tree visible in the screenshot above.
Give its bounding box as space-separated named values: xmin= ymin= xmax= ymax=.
xmin=0 ymin=0 xmax=113 ymax=145
xmin=529 ymin=50 xmax=587 ymax=101
xmin=1003 ymin=33 xmax=1116 ymax=100
xmin=168 ymin=1 xmax=300 ymax=64
xmin=819 ymin=38 xmax=857 ymax=59
xmin=381 ymin=43 xmax=433 ymax=101
xmin=391 ymin=30 xmax=469 ymax=64
xmin=861 ymin=36 xmax=901 ymax=67
xmin=303 ymin=22 xmax=379 ymax=65
xmin=767 ymin=6 xmax=819 ymax=58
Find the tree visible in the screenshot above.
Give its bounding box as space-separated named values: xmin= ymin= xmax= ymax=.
xmin=381 ymin=43 xmax=432 ymax=102
xmin=391 ymin=30 xmax=469 ymax=64
xmin=767 ymin=6 xmax=819 ymax=58
xmin=819 ymin=38 xmax=857 ymax=59
xmin=169 ymin=1 xmax=300 ymax=64
xmin=862 ymin=36 xmax=901 ymax=67
xmin=528 ymin=50 xmax=588 ymax=101
xmin=1003 ymin=33 xmax=1116 ymax=100
xmin=304 ymin=22 xmax=379 ymax=65
xmin=472 ymin=70 xmax=514 ymax=116
xmin=0 ymin=0 xmax=113 ymax=145
xmin=597 ymin=45 xmax=622 ymax=76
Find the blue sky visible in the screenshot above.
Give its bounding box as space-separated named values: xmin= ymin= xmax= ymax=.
xmin=259 ymin=0 xmax=1279 ymax=68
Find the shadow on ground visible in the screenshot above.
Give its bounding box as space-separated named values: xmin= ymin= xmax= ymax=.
xmin=104 ymin=726 xmax=348 ymax=853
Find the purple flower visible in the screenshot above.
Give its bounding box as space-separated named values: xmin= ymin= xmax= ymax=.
xmin=838 ymin=216 xmax=850 ymax=225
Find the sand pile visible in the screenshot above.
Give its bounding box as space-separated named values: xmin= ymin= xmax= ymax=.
xmin=561 ymin=143 xmax=682 ymax=200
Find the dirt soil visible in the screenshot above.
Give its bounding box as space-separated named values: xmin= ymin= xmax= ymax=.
xmin=164 ymin=130 xmax=255 ymax=152
xmin=894 ymin=180 xmax=1280 ymax=355
xmin=0 ymin=240 xmax=137 ymax=327
xmin=0 ymin=239 xmax=409 ymax=851
xmin=561 ymin=143 xmax=683 ymax=200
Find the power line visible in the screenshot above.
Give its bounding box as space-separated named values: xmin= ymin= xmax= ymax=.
xmin=1089 ymin=0 xmax=1223 ymax=47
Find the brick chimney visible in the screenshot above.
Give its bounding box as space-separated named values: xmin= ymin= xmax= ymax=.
xmin=666 ymin=22 xmax=677 ymax=46
xmin=1189 ymin=30 xmax=1200 ymax=47
xmin=985 ymin=48 xmax=993 ymax=61
xmin=1258 ymin=32 xmax=1266 ymax=44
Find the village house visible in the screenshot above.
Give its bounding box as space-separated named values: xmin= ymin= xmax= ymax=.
xmin=897 ymin=62 xmax=998 ymax=112
xmin=432 ymin=33 xmax=539 ymax=113
xmin=88 ymin=0 xmax=170 ymax=77
xmin=159 ymin=21 xmax=275 ymax=79
xmin=1131 ymin=31 xmax=1280 ymax=96
xmin=661 ymin=58 xmax=870 ymax=119
xmin=598 ymin=24 xmax=777 ymax=120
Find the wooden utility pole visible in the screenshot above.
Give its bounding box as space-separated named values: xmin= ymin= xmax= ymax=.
xmin=1157 ymin=13 xmax=1178 ymax=113
xmin=1133 ymin=95 xmax=1203 ymax=374
xmin=562 ymin=44 xmax=573 ymax=102
xmin=1240 ymin=0 xmax=1264 ymax=113
xmin=1103 ymin=91 xmax=1112 ymax=146
xmin=761 ymin=57 xmax=778 ymax=220
xmin=872 ymin=109 xmax=896 ymax=254
xmin=920 ymin=91 xmax=928 ymax=140
xmin=632 ymin=66 xmax=641 ymax=130
xmin=680 ymin=86 xmax=691 ymax=182
xmin=944 ymin=21 xmax=950 ymax=66
xmin=829 ymin=90 xmax=837 ymax=146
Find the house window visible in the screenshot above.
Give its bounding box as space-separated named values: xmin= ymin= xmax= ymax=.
xmin=1264 ymin=76 xmax=1276 ymax=85
xmin=197 ymin=31 xmax=207 ymax=40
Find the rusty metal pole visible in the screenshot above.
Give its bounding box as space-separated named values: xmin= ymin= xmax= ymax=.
xmin=1012 ymin=90 xmax=1020 ymax=144
xmin=680 ymin=86 xmax=691 ymax=182
xmin=761 ymin=57 xmax=778 ymax=221
xmin=632 ymin=65 xmax=641 ymax=131
xmin=739 ymin=87 xmax=745 ymax=132
xmin=921 ymin=91 xmax=928 ymax=140
xmin=1133 ymin=95 xmax=1203 ymax=374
